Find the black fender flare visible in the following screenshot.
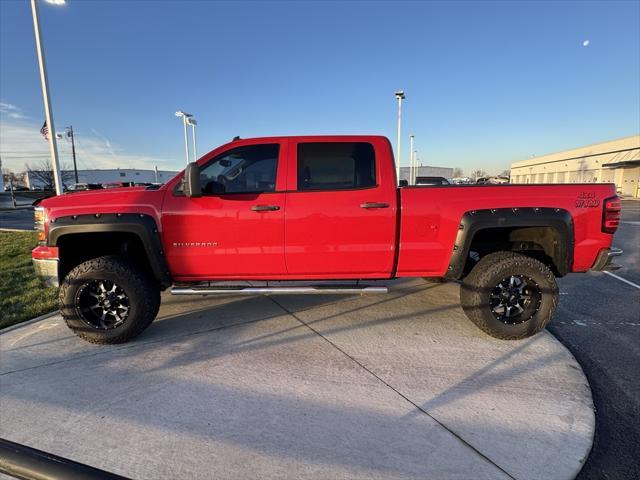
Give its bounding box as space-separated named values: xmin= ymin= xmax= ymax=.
xmin=444 ymin=207 xmax=574 ymax=279
xmin=48 ymin=213 xmax=171 ymax=287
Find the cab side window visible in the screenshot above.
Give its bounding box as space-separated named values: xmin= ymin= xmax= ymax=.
xmin=200 ymin=144 xmax=279 ymax=194
xmin=297 ymin=142 xmax=376 ymax=191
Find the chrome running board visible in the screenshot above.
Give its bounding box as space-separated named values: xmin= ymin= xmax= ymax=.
xmin=171 ymin=285 xmax=388 ymax=295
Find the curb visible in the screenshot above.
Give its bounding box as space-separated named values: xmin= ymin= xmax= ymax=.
xmin=0 ymin=206 xmax=34 ymax=212
xmin=545 ymin=329 xmax=597 ymax=478
xmin=0 ymin=310 xmax=60 ymax=335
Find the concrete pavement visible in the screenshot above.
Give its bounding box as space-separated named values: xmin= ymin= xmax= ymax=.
xmin=0 ymin=279 xmax=594 ymax=479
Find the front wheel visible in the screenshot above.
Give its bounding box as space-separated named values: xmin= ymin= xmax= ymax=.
xmin=59 ymin=255 xmax=160 ymax=344
xmin=460 ymin=251 xmax=558 ymax=340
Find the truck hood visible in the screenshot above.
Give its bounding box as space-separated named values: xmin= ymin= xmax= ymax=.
xmin=39 ymin=186 xmax=167 ymax=225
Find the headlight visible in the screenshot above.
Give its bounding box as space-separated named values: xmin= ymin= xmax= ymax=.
xmin=34 ymin=207 xmax=46 ymax=229
xmin=34 ymin=207 xmax=47 ymax=245
xmin=33 ymin=207 xmax=47 ymax=230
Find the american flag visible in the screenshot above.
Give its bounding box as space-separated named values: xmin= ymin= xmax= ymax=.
xmin=40 ymin=120 xmax=49 ymax=140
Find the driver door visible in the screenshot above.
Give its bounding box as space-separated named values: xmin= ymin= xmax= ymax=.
xmin=162 ymin=141 xmax=287 ymax=280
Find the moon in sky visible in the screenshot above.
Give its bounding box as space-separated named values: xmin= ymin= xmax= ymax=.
xmin=583 ymin=40 xmax=590 ymax=47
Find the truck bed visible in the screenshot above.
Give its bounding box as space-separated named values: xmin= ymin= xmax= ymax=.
xmin=396 ymin=183 xmax=617 ymax=277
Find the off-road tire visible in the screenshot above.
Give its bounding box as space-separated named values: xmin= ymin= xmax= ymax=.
xmin=59 ymin=255 xmax=160 ymax=344
xmin=460 ymin=251 xmax=558 ymax=340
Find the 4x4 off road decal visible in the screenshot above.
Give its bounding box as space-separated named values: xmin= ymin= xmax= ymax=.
xmin=575 ymin=191 xmax=601 ymax=208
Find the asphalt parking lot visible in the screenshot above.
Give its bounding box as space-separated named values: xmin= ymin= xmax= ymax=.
xmin=0 ymin=193 xmax=36 ymax=231
xmin=550 ymin=199 xmax=640 ymax=480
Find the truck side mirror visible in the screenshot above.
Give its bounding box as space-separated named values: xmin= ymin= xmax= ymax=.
xmin=184 ymin=162 xmax=202 ymax=198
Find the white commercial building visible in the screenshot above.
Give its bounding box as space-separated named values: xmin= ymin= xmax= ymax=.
xmin=399 ymin=165 xmax=454 ymax=183
xmin=24 ymin=168 xmax=179 ymax=190
xmin=510 ymin=135 xmax=640 ymax=197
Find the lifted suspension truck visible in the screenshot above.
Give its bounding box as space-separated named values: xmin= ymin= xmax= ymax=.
xmin=32 ymin=135 xmax=622 ymax=343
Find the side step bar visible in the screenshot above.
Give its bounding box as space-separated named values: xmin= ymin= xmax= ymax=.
xmin=171 ymin=285 xmax=388 ymax=295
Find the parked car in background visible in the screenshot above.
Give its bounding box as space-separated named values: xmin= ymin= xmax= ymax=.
xmin=4 ymin=184 xmax=30 ymax=191
xmin=103 ymin=182 xmax=135 ymax=189
xmin=415 ymin=176 xmax=450 ymax=186
xmin=490 ymin=176 xmax=510 ymax=184
xmin=477 ymin=176 xmax=510 ymax=185
xmin=451 ymin=177 xmax=473 ymax=184
xmin=66 ymin=183 xmax=104 ymax=193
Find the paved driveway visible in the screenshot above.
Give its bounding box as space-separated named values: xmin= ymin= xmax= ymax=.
xmin=0 ymin=279 xmax=593 ymax=479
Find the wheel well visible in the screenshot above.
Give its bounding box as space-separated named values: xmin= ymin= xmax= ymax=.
xmin=57 ymin=232 xmax=155 ymax=283
xmin=463 ymin=226 xmax=566 ymax=277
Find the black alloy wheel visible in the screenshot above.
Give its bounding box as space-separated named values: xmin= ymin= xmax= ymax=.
xmin=76 ymin=280 xmax=130 ymax=330
xmin=489 ymin=275 xmax=542 ymax=325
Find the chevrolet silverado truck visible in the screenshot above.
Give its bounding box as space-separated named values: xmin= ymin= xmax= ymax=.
xmin=31 ymin=135 xmax=622 ymax=344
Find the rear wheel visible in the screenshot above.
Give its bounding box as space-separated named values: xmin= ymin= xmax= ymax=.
xmin=59 ymin=255 xmax=160 ymax=344
xmin=460 ymin=251 xmax=558 ymax=340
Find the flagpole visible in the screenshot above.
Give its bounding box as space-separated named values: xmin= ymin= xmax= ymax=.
xmin=31 ymin=0 xmax=63 ymax=196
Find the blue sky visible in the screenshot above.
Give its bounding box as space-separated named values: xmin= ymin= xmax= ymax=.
xmin=1 ymin=0 xmax=638 ymax=175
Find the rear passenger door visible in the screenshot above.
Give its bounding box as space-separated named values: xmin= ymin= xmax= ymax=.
xmin=284 ymin=139 xmax=397 ymax=277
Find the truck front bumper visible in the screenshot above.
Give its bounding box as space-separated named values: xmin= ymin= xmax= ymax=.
xmin=32 ymin=246 xmax=59 ymax=288
xmin=590 ymin=247 xmax=623 ymax=272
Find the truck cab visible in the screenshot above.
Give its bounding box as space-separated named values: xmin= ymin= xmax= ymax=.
xmin=162 ymin=136 xmax=397 ymax=280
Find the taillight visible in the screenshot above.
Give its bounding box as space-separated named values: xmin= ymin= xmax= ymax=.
xmin=602 ymin=196 xmax=621 ymax=234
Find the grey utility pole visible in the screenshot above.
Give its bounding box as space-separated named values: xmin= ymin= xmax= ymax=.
xmin=175 ymin=110 xmax=193 ymax=164
xmin=30 ymin=0 xmax=64 ymax=195
xmin=66 ymin=126 xmax=78 ymax=183
xmin=409 ymin=135 xmax=414 ymax=185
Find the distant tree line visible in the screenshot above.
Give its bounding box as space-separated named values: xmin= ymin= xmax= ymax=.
xmin=25 ymin=159 xmax=75 ymax=190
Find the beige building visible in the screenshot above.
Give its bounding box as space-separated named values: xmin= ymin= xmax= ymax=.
xmin=510 ymin=135 xmax=640 ymax=197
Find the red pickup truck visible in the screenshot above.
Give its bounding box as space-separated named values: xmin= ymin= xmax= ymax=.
xmin=32 ymin=135 xmax=622 ymax=344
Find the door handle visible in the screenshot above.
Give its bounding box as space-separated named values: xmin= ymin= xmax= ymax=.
xmin=360 ymin=202 xmax=389 ymax=209
xmin=251 ymin=205 xmax=280 ymax=212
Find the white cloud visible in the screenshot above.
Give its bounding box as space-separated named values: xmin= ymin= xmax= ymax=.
xmin=0 ymin=102 xmax=27 ymax=120
xmin=0 ymin=118 xmax=179 ymax=173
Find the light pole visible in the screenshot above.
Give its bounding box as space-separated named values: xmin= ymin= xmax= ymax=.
xmin=409 ymin=135 xmax=414 ymax=185
xmin=394 ymin=90 xmax=405 ymax=184
xmin=186 ymin=117 xmax=198 ymax=161
xmin=31 ymin=0 xmax=65 ymax=195
xmin=175 ymin=110 xmax=193 ymax=164
xmin=64 ymin=126 xmax=78 ymax=183
xmin=413 ymin=150 xmax=418 ymax=184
